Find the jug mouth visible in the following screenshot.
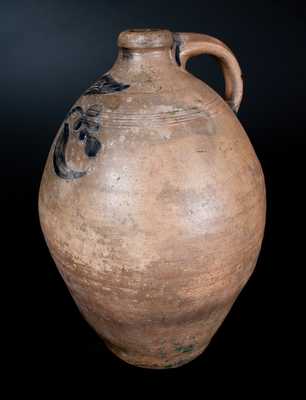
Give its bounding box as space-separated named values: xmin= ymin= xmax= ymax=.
xmin=118 ymin=29 xmax=173 ymax=49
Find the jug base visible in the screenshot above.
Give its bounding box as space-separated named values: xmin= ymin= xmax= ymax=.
xmin=104 ymin=340 xmax=207 ymax=369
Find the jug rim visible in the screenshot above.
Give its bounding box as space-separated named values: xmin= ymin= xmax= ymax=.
xmin=118 ymin=29 xmax=173 ymax=49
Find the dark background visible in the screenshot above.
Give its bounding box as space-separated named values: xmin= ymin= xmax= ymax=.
xmin=2 ymin=0 xmax=305 ymax=390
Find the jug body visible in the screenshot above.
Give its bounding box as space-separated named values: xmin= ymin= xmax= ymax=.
xmin=39 ymin=29 xmax=266 ymax=368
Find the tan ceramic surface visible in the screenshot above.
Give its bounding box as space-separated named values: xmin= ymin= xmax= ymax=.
xmin=39 ymin=29 xmax=266 ymax=369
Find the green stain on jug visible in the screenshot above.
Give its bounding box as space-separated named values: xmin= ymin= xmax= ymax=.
xmin=163 ymin=358 xmax=192 ymax=368
xmin=175 ymin=344 xmax=194 ymax=353
xmin=159 ymin=350 xmax=167 ymax=359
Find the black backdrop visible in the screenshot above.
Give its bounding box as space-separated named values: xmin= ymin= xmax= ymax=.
xmin=2 ymin=0 xmax=305 ymax=391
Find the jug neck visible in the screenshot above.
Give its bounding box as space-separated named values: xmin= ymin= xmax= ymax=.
xmin=118 ymin=47 xmax=173 ymax=65
xmin=113 ymin=29 xmax=175 ymax=69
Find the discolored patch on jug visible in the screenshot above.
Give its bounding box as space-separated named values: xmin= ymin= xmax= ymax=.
xmin=175 ymin=344 xmax=194 ymax=353
xmin=53 ymin=122 xmax=87 ymax=180
xmin=53 ymin=104 xmax=102 ymax=180
xmin=84 ymin=73 xmax=130 ymax=96
xmin=121 ymin=48 xmax=134 ymax=60
xmin=172 ymin=33 xmax=182 ymax=66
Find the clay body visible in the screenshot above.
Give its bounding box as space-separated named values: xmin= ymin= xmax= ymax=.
xmin=39 ymin=29 xmax=266 ymax=368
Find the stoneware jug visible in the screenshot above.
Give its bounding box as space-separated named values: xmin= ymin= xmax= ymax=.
xmin=39 ymin=29 xmax=266 ymax=369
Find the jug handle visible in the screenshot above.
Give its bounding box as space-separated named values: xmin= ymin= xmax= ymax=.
xmin=173 ymin=33 xmax=243 ymax=113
